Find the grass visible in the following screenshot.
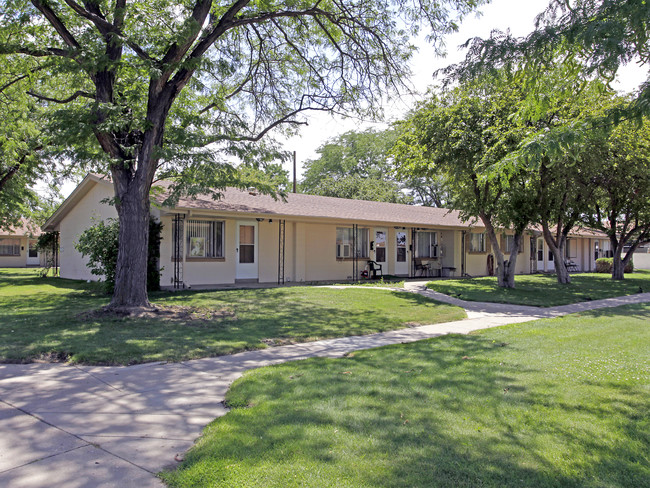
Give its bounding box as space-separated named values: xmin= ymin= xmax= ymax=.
xmin=427 ymin=270 xmax=650 ymax=307
xmin=0 ymin=268 xmax=464 ymax=365
xmin=161 ymin=303 xmax=650 ymax=488
xmin=334 ymin=276 xmax=405 ymax=288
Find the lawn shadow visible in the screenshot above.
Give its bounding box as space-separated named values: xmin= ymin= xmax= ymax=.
xmin=166 ymin=333 xmax=649 ymax=487
xmin=1 ymin=282 xmax=464 ymax=365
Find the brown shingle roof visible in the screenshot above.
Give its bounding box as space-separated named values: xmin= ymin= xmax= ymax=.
xmin=168 ymin=187 xmax=473 ymax=228
xmin=0 ymin=217 xmax=41 ymax=237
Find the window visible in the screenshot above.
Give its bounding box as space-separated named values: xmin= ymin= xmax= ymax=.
xmin=469 ymin=233 xmax=486 ymax=253
xmin=0 ymin=238 xmax=20 ymax=256
xmin=565 ymin=239 xmax=577 ymax=259
xmin=239 ymin=225 xmax=255 ymax=263
xmin=336 ymin=227 xmax=369 ymax=258
xmin=504 ymin=235 xmax=523 ymax=254
xmin=416 ymin=231 xmax=437 ymax=258
xmin=185 ymin=220 xmax=224 ymax=258
xmin=396 ymin=232 xmax=407 ymax=262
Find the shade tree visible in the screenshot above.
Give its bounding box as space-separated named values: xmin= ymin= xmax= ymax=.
xmin=393 ymin=77 xmax=536 ymax=288
xmin=299 ymin=128 xmax=411 ymax=203
xmin=1 ymin=0 xmax=487 ymax=311
xmin=579 ymin=119 xmax=650 ymax=279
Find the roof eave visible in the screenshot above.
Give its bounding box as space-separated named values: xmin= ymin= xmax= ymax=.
xmin=42 ymin=174 xmax=109 ymax=232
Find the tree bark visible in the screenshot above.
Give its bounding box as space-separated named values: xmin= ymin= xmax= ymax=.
xmin=108 ymin=171 xmax=152 ymax=311
xmin=541 ymin=225 xmax=571 ymax=284
xmin=481 ymin=214 xmax=518 ymax=288
xmin=499 ymin=235 xmax=520 ymax=289
xmin=611 ymin=242 xmax=626 ymax=280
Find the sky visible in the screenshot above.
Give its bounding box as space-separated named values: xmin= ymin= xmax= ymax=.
xmin=280 ymin=0 xmax=647 ymax=180
xmin=54 ymin=0 xmax=648 ymax=198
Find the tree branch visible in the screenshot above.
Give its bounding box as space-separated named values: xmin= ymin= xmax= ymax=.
xmin=0 ymin=159 xmax=24 ymax=193
xmin=159 ymin=0 xmax=214 ymax=68
xmin=59 ymin=0 xmax=154 ymax=62
xmin=5 ymin=45 xmax=76 ymax=59
xmin=27 ymin=89 xmax=96 ymax=103
xmin=31 ymin=0 xmax=81 ymax=49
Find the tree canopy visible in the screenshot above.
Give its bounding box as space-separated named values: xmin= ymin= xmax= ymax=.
xmin=299 ymin=128 xmax=411 ymax=203
xmin=393 ymin=75 xmax=535 ymax=288
xmin=1 ymin=0 xmax=487 ymax=309
xmin=441 ymin=0 xmax=650 ymax=121
xmin=0 ymin=59 xmax=51 ymax=230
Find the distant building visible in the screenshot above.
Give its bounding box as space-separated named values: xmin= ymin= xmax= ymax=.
xmin=0 ymin=218 xmax=44 ymax=267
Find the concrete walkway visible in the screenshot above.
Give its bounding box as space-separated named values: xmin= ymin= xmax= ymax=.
xmin=1 ymin=284 xmax=649 ymax=488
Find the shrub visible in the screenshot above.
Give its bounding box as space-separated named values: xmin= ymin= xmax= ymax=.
xmin=75 ymin=218 xmax=162 ymax=293
xmin=595 ymin=257 xmax=634 ymax=274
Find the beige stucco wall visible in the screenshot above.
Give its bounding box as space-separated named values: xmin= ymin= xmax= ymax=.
xmin=303 ymin=223 xmax=353 ymax=281
xmin=634 ymin=251 xmax=650 ymax=270
xmin=257 ymin=219 xmax=279 ymax=284
xmin=0 ymin=236 xmax=29 ymax=267
xmin=463 ymin=232 xmax=534 ymax=277
xmin=59 ymin=182 xmax=118 ymax=281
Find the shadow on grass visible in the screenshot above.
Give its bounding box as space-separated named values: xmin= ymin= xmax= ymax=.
xmin=429 ymin=271 xmax=650 ymax=307
xmin=165 ymin=334 xmax=649 ymax=487
xmin=0 ymin=277 xmax=463 ymax=365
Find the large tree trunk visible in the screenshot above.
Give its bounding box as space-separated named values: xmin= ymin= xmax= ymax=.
xmin=108 ymin=171 xmax=153 ymax=311
xmin=611 ymin=244 xmax=626 ymax=280
xmin=541 ymin=226 xmax=571 ymax=284
xmin=549 ymin=243 xmax=570 ymax=284
xmin=497 ymin=255 xmax=517 ymax=288
xmin=481 ymin=214 xmax=518 ymax=289
xmin=497 ymin=235 xmax=520 ymax=289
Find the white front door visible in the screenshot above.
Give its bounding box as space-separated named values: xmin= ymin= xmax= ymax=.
xmin=394 ymin=231 xmax=408 ymax=276
xmin=236 ymin=222 xmax=258 ymax=280
xmin=547 ymin=245 xmax=555 ymax=271
xmin=536 ymin=238 xmax=545 ymax=271
xmin=27 ymin=240 xmax=40 ymax=266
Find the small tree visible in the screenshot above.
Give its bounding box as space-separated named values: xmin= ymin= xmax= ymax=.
xmin=580 ymin=120 xmax=650 ymax=280
xmin=76 ymin=218 xmax=162 ymax=293
xmin=394 ymin=77 xmax=534 ymax=288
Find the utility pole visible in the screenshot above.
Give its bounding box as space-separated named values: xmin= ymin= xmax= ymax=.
xmin=293 ymin=151 xmax=297 ymax=193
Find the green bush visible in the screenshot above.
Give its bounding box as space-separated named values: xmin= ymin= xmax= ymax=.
xmin=75 ymin=217 xmax=162 ymax=293
xmin=595 ymin=257 xmax=634 ymax=273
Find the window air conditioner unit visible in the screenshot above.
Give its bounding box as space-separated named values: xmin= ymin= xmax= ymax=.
xmin=338 ymin=244 xmax=351 ymax=258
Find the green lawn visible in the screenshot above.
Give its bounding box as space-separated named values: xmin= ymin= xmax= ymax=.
xmin=0 ymin=268 xmax=464 ymax=365
xmin=162 ymin=304 xmax=650 ymax=488
xmin=427 ymin=270 xmax=650 ymax=307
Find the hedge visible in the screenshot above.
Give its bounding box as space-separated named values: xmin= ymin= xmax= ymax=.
xmin=595 ymin=257 xmax=634 ymax=273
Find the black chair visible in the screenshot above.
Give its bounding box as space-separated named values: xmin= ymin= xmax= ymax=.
xmin=367 ymin=260 xmax=383 ymax=279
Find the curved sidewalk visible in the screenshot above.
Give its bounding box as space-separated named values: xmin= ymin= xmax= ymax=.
xmin=1 ymin=286 xmax=649 ymax=488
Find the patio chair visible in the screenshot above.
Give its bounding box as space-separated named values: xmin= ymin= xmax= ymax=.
xmin=565 ymin=260 xmax=579 ymax=272
xmin=414 ymin=258 xmax=431 ymax=277
xmin=367 ymin=260 xmax=383 ymax=279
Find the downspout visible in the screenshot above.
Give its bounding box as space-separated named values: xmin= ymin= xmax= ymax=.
xmin=461 ymin=231 xmax=466 ymax=277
